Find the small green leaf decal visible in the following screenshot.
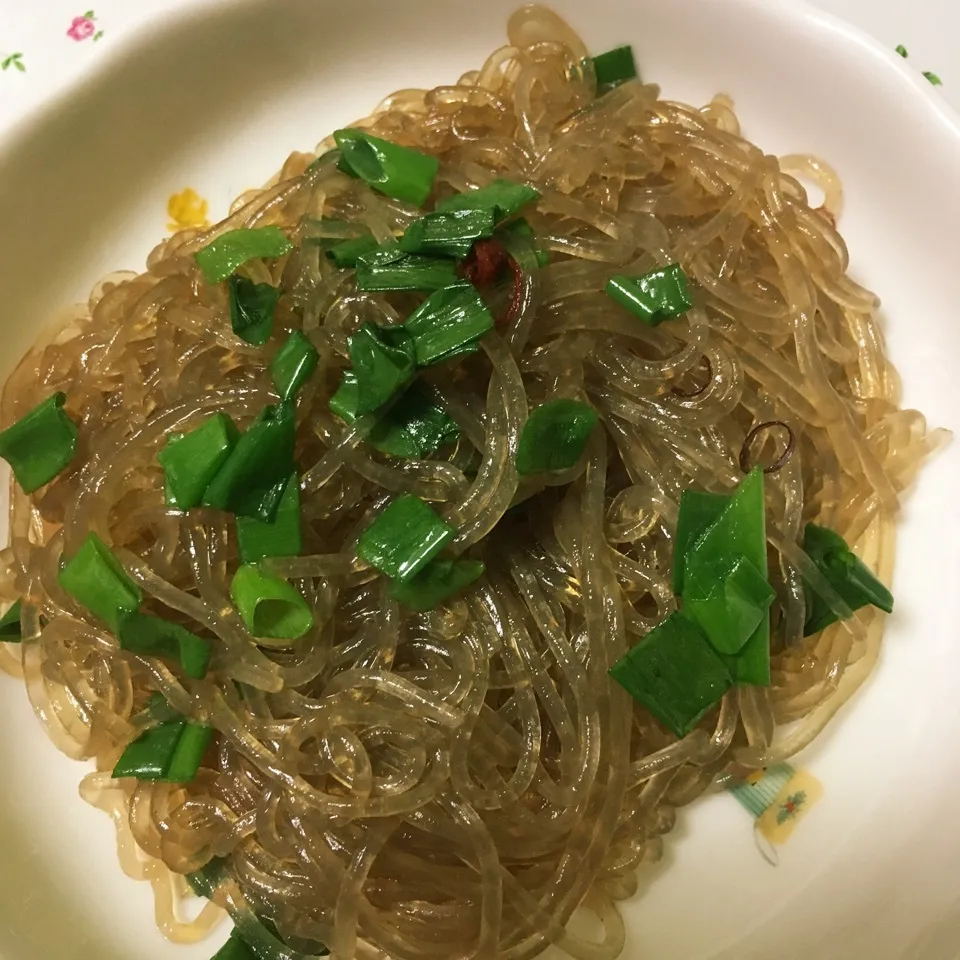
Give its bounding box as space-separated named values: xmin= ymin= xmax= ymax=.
xmin=2 ymin=53 xmax=25 ymax=73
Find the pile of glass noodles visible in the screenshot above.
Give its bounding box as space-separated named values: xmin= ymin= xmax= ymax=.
xmin=0 ymin=5 xmax=943 ymax=960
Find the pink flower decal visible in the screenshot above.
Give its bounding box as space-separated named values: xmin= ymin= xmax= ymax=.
xmin=67 ymin=11 xmax=104 ymax=43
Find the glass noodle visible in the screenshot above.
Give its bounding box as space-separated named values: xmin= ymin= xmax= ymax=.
xmin=0 ymin=5 xmax=943 ymax=959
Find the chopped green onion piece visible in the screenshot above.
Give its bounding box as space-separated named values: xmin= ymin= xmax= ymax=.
xmin=349 ymin=323 xmax=416 ymax=416
xmin=328 ymin=370 xmax=361 ymax=423
xmin=500 ymin=218 xmax=550 ymax=267
xmin=228 ymin=276 xmax=280 ymax=346
xmin=337 ymin=152 xmax=362 ymax=178
xmin=609 ymin=611 xmax=732 ymax=738
xmin=116 ymin=609 xmax=212 ymax=680
xmin=334 ymin=129 xmax=439 ymax=206
xmin=326 ymin=234 xmax=381 ymax=268
xmin=923 ymin=71 xmax=943 ymax=86
xmin=270 ymin=331 xmax=319 ymax=402
xmin=58 ymin=532 xmax=143 ymax=632
xmin=194 ymin=227 xmax=293 ymax=285
xmin=355 ymin=246 xmax=460 ymax=292
xmin=370 ymin=385 xmax=460 ymax=458
xmin=802 ymin=523 xmax=893 ymax=636
xmin=895 ymin=44 xmax=909 ymax=58
xmin=143 ymin=690 xmax=183 ymax=724
xmin=436 ymin=179 xmax=541 ymax=222
xmin=230 ymin=564 xmax=314 ymax=640
xmin=211 ymin=932 xmax=257 ymax=960
xmin=203 ymin=404 xmax=296 ymax=520
xmin=515 ymin=399 xmax=598 ymax=476
xmin=0 ymin=600 xmax=22 ymax=642
xmin=256 ymin=474 xmax=291 ymax=523
xmin=683 ymin=469 xmax=770 ymax=685
xmin=330 ymin=376 xmax=460 ymax=459
xmin=165 ymin=722 xmax=214 ymax=783
xmin=390 ymin=558 xmax=485 ymax=612
xmin=158 ymin=413 xmax=239 ymax=511
xmin=403 ymin=283 xmax=494 ymax=367
xmin=671 ymin=489 xmax=730 ymax=595
xmin=236 ymin=473 xmax=302 ymax=563
xmin=230 ymin=914 xmax=329 ymax=960
xmin=186 ymin=855 xmax=228 ymax=898
xmin=112 ymin=719 xmax=186 ymax=780
xmin=605 ymin=264 xmax=694 ymax=326
xmin=591 ymin=45 xmax=638 ymax=88
xmin=163 ymin=434 xmax=184 ymax=510
xmin=399 ymin=208 xmax=496 ymax=258
xmin=0 ymin=392 xmax=79 ymax=494
xmin=683 ymin=555 xmax=775 ymax=656
xmin=357 ymin=494 xmax=455 ymax=583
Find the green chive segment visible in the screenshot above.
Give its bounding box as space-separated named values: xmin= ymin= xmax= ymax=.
xmin=591 ymin=45 xmax=638 ymax=89
xmin=271 ymin=330 xmax=319 ymax=402
xmin=186 ymin=855 xmax=228 ymax=898
xmin=158 ymin=413 xmax=239 ymax=511
xmin=358 ymin=494 xmax=455 ymax=583
xmin=349 ymin=323 xmax=417 ymax=416
xmin=0 ymin=393 xmax=79 ymax=494
xmin=230 ymin=564 xmax=314 ymax=640
xmin=194 ymin=227 xmax=293 ymax=284
xmin=113 ymin=720 xmax=186 ymax=780
xmin=681 ymin=469 xmax=770 ymax=685
xmin=671 ymin=489 xmax=729 ymax=595
xmin=113 ymin=715 xmax=212 ymax=783
xmin=515 ymin=399 xmax=598 ymax=476
xmin=0 ymin=600 xmax=22 ymax=642
xmin=334 ymin=129 xmax=439 ymax=206
xmin=355 ymin=246 xmax=459 ymax=292
xmin=326 ymin=234 xmax=381 ymax=268
xmin=236 ymin=473 xmax=302 ymax=563
xmin=437 ymin=179 xmax=541 ymax=222
xmin=606 ymin=264 xmax=694 ymax=326
xmin=683 ymin=556 xmax=775 ymax=656
xmin=203 ymin=404 xmax=296 ymax=520
xmin=390 ymin=558 xmax=485 ymax=612
xmin=404 ymin=284 xmax=495 ymax=367
xmin=609 ymin=611 xmax=732 ymax=738
xmin=328 ymin=371 xmax=362 ymax=424
xmin=58 ymin=532 xmax=142 ymax=632
xmin=165 ymin=723 xmax=215 ymax=783
xmin=369 ymin=386 xmax=459 ymax=458
xmin=400 ymin=209 xmax=496 ymax=258
xmin=116 ymin=610 xmax=212 ymax=680
xmin=330 ymin=377 xmax=459 ymax=459
xmin=211 ymin=931 xmax=257 ymax=960
xmin=229 ymin=276 xmax=280 ymax=346
xmin=802 ymin=523 xmax=893 ymax=636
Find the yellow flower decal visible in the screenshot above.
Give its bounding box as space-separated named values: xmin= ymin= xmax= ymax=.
xmin=167 ymin=188 xmax=210 ymax=233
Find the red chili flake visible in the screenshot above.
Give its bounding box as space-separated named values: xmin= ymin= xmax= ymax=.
xmin=459 ymin=238 xmax=525 ymax=328
xmin=459 ymin=238 xmax=511 ymax=287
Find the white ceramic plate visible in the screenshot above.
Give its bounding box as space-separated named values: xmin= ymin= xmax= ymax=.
xmin=1 ymin=1 xmax=959 ymax=958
